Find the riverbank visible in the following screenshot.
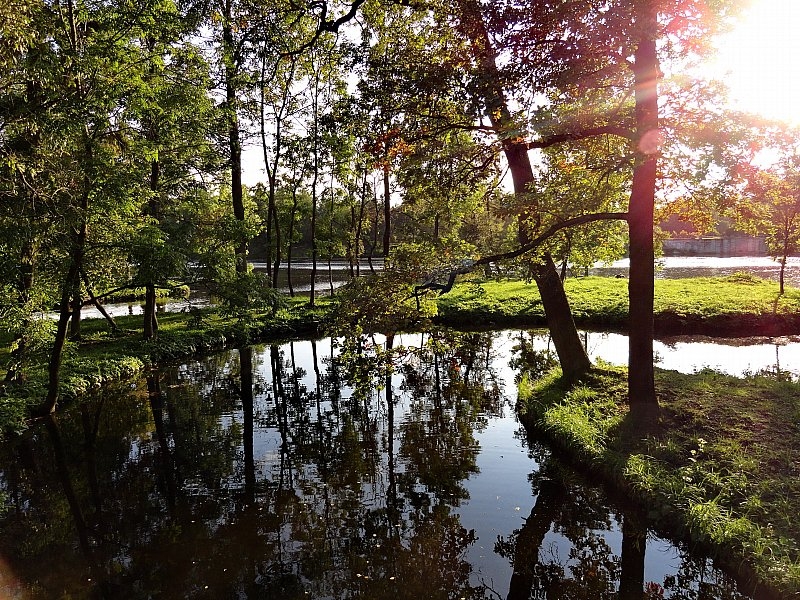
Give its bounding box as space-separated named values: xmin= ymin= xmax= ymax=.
xmin=437 ymin=273 xmax=800 ymax=336
xmin=3 ymin=273 xmax=800 ymax=434
xmin=0 ymin=304 xmax=326 ymax=434
xmin=517 ymin=365 xmax=800 ymax=598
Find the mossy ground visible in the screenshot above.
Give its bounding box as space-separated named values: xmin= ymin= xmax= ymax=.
xmin=518 ymin=364 xmax=800 ymax=598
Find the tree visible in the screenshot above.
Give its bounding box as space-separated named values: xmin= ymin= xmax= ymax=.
xmin=206 ymin=0 xmax=256 ymax=277
xmin=0 ymin=0 xmax=219 ymax=410
xmin=453 ymin=0 xmax=593 ymax=383
xmin=301 ymin=35 xmax=346 ymax=305
xmin=32 ymin=0 xmax=157 ymax=413
xmin=734 ymin=154 xmax=800 ymax=295
xmin=428 ymin=0 xmax=741 ymax=416
xmin=127 ymin=1 xmax=219 ymax=339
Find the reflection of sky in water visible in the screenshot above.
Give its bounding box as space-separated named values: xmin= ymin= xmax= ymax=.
xmin=453 ymin=330 xmax=776 ymax=594
xmin=495 ymin=328 xmax=798 ymax=379
xmin=580 ymin=332 xmax=795 ymax=378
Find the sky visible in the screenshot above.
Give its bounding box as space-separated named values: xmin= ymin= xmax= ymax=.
xmin=705 ymin=0 xmax=800 ymax=125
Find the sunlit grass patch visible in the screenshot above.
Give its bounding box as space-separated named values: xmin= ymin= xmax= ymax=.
xmin=440 ymin=275 xmax=800 ymax=331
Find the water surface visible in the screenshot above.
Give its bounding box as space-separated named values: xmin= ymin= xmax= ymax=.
xmin=0 ymin=330 xmax=775 ymax=598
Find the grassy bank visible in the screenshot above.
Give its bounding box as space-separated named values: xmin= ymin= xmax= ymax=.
xmin=437 ymin=273 xmax=800 ymax=335
xmin=0 ymin=301 xmax=326 ymax=434
xmin=517 ymin=365 xmax=800 ymax=598
xmin=3 ymin=272 xmax=800 ymax=437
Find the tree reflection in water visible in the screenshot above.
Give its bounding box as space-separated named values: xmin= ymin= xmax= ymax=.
xmin=0 ymin=329 xmax=754 ymax=599
xmin=497 ymin=452 xmax=750 ymax=600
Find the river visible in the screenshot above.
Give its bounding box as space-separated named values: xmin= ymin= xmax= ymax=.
xmin=0 ymin=328 xmax=784 ymax=599
xmin=590 ymin=256 xmax=800 ymax=287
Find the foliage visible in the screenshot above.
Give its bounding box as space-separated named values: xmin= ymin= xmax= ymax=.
xmin=325 ymin=271 xmax=436 ymax=336
xmin=730 ymin=151 xmax=800 ymax=293
xmin=214 ymin=271 xmax=287 ymax=319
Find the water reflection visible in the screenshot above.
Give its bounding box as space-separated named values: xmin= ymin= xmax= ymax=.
xmin=0 ymin=330 xmax=759 ymax=598
xmin=576 ymin=331 xmax=800 ymax=380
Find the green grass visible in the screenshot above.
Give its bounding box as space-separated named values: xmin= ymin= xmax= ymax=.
xmin=0 ymin=298 xmax=330 ymax=433
xmin=518 ymin=364 xmax=800 ymax=597
xmin=436 ymin=274 xmax=800 ymax=333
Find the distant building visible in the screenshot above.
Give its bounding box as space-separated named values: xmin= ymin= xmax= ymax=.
xmin=659 ymin=215 xmax=767 ymax=256
xmin=661 ymin=236 xmax=767 ymax=256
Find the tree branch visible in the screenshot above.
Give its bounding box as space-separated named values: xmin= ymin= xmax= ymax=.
xmin=475 ymin=211 xmax=629 ymax=265
xmin=412 ymin=211 xmax=629 ymax=302
xmin=528 ymin=126 xmax=636 ymax=149
xmin=286 ymin=0 xmax=368 ymax=56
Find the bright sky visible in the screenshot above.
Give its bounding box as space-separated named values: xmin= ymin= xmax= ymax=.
xmin=706 ymin=0 xmax=800 ymax=125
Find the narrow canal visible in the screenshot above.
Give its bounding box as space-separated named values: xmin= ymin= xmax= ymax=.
xmin=0 ymin=328 xmax=783 ymax=599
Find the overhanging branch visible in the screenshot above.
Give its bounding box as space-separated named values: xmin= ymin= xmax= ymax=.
xmin=474 ymin=211 xmax=628 ymax=265
xmin=413 ymin=211 xmax=628 ymax=301
xmin=528 ymin=126 xmax=636 ymax=149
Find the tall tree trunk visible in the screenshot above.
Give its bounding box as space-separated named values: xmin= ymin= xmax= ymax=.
xmin=260 ymin=49 xmax=274 ymax=283
xmin=143 ymin=35 xmax=162 ymax=339
xmin=42 ymin=254 xmax=81 ymax=415
xmin=308 ymin=54 xmax=325 ymax=306
xmin=367 ymin=179 xmax=379 ymax=273
xmin=310 ymin=184 xmax=318 ymax=305
xmin=144 ymin=283 xmax=158 ymax=339
xmin=348 ymin=200 xmax=356 ymax=278
xmin=269 ymin=183 xmax=282 ymax=289
xmin=69 ymin=277 xmax=83 ymax=340
xmin=261 ymin=49 xmax=297 ymax=290
xmin=328 ymin=174 xmax=336 ymax=294
xmin=628 ymin=2 xmax=660 ymax=417
xmin=224 ymin=17 xmax=246 ymax=276
xmin=144 ymin=156 xmax=160 ymax=339
xmin=287 ymin=186 xmax=298 ymax=297
xmin=382 ymin=167 xmax=391 ymax=256
xmin=355 ymin=171 xmax=367 ymax=277
xmin=309 ymin=124 xmax=320 ymax=306
xmin=457 ymin=0 xmax=590 ymax=381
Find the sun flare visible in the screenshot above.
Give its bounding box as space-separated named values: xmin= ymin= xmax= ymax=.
xmin=707 ymin=0 xmax=800 ymax=125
